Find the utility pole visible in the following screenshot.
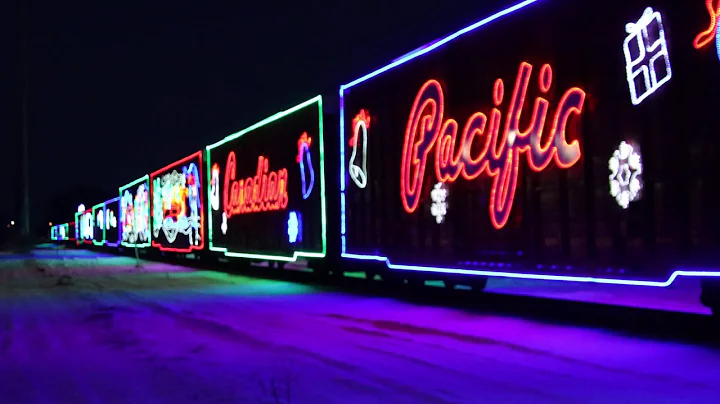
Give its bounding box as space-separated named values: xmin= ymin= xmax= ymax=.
xmin=20 ymin=0 xmax=31 ymax=242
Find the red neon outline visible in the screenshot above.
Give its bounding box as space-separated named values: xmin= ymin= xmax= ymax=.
xmin=223 ymin=152 xmax=289 ymax=218
xmin=350 ymin=110 xmax=371 ymax=147
xmin=150 ymin=151 xmax=205 ymax=253
xmin=694 ymin=0 xmax=720 ymax=49
xmin=400 ymin=61 xmax=586 ymax=229
xmin=297 ymin=132 xmax=312 ymax=162
xmin=67 ymin=221 xmax=76 ymax=241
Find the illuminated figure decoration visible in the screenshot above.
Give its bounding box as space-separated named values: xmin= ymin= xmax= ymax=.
xmin=223 ymin=152 xmax=289 ymax=217
xmin=102 ymin=197 xmax=121 ymax=247
xmin=210 ymin=163 xmax=220 ymax=211
xmin=121 ymin=190 xmax=136 ymax=243
xmin=401 ymin=62 xmax=585 ymax=230
xmin=75 ymin=204 xmax=91 ymax=243
xmin=609 ymin=141 xmax=643 ymax=209
xmin=297 ymin=132 xmax=315 ymax=199
xmin=92 ymin=203 xmax=106 ymax=246
xmin=135 ymin=184 xmax=150 ymax=241
xmin=121 ymin=180 xmax=151 ymax=246
xmin=152 ymin=178 xmax=163 ymax=237
xmin=623 ymin=7 xmax=672 ymax=106
xmin=106 ymin=209 xmax=117 ymax=230
xmin=152 ymin=163 xmax=203 ymax=246
xmin=430 ymin=182 xmax=448 ymax=224
xmin=97 ymin=209 xmax=104 ymax=231
xmin=288 ymin=211 xmax=302 ymax=243
xmin=694 ymin=0 xmax=720 ymax=61
xmin=349 ymin=110 xmax=370 ymax=188
xmin=80 ymin=210 xmax=93 ymax=242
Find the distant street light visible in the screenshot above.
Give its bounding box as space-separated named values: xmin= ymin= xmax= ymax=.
xmin=11 ymin=221 xmax=15 ymax=226
xmin=49 ymin=222 xmax=52 ymax=226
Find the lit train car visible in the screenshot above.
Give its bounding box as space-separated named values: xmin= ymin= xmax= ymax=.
xmin=92 ymin=197 xmax=122 ymax=248
xmin=338 ymin=0 xmax=720 ymax=310
xmin=49 ymin=222 xmax=75 ymax=244
xmin=50 ymin=225 xmax=60 ymax=241
xmin=75 ymin=206 xmax=93 ymax=246
xmin=204 ymin=96 xmax=327 ymax=268
xmin=150 ymin=152 xmax=205 ymax=255
xmin=119 ymin=176 xmax=151 ymax=249
xmin=57 ymin=222 xmax=75 ymax=244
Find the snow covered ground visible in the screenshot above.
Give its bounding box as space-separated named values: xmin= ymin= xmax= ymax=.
xmin=1 ymin=247 xmax=720 ymax=403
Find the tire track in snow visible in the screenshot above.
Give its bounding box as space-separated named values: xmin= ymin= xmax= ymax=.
xmin=92 ymin=279 xmax=469 ymax=404
xmin=322 ymin=312 xmax=717 ymax=389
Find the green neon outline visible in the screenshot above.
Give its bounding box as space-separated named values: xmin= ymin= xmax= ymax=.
xmin=205 ymin=95 xmax=326 ymax=261
xmin=118 ymin=175 xmax=151 ymax=248
xmin=74 ymin=211 xmax=83 ymax=245
xmin=91 ymin=202 xmax=106 ymax=246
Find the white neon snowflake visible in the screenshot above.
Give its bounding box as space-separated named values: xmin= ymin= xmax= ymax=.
xmin=287 ymin=211 xmax=300 ymax=244
xmin=430 ymin=182 xmax=448 ymax=224
xmin=609 ymin=141 xmax=643 ymax=209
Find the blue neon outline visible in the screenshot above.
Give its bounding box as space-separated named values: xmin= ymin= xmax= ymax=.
xmin=102 ymin=197 xmax=122 ymax=247
xmin=119 ymin=175 xmax=151 ymax=248
xmin=342 ymin=253 xmax=720 ymax=287
xmin=340 ymin=0 xmax=538 ymax=90
xmin=337 ymin=0 xmax=720 ymax=286
xmin=299 ymin=143 xmax=315 ymax=199
xmin=716 ymin=22 xmax=720 ymax=61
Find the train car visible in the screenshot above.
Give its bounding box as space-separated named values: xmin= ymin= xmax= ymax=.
xmin=75 ymin=205 xmax=94 ymax=246
xmin=91 ymin=202 xmax=106 ymax=246
xmin=205 ymin=96 xmax=327 ymax=268
xmin=119 ymin=176 xmax=151 ymax=248
xmin=150 ymin=152 xmax=205 ymax=254
xmin=51 ymin=221 xmax=75 ymax=244
xmin=50 ymin=225 xmax=59 ymax=241
xmin=101 ymin=197 xmax=121 ymax=248
xmin=338 ymin=0 xmax=720 ymax=308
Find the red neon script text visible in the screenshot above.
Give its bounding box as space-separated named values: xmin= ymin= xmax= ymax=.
xmin=223 ymin=152 xmax=289 ymax=218
xmin=694 ymin=0 xmax=720 ymax=49
xmin=400 ymin=61 xmax=586 ymax=229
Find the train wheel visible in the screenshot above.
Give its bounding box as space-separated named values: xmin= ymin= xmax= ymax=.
xmin=470 ymin=277 xmax=488 ymax=293
xmin=701 ymin=280 xmax=720 ymax=321
xmin=381 ymin=271 xmax=404 ymax=287
xmin=404 ymin=274 xmax=425 ymax=289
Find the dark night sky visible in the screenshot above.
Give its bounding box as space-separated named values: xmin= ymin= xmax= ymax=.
xmin=2 ymin=0 xmax=507 ymax=225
